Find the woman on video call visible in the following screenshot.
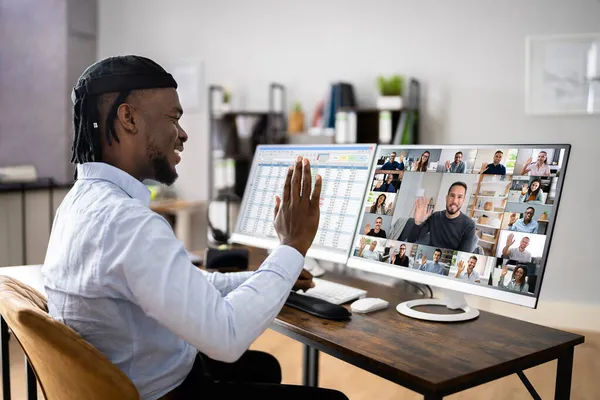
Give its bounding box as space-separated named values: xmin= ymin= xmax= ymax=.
xmin=498 ymin=265 xmax=529 ymax=293
xmin=519 ymin=178 xmax=544 ymax=204
xmin=370 ymin=194 xmax=393 ymax=215
xmin=521 ymin=151 xmax=551 ymax=177
xmin=414 ymin=150 xmax=430 ymax=172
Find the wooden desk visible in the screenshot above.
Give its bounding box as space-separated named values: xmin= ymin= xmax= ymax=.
xmin=269 ymin=268 xmax=584 ymax=399
xmin=190 ymin=247 xmax=585 ymax=399
xmin=0 ymin=262 xmax=585 ymax=400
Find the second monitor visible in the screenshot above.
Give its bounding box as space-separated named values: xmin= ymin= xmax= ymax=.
xmin=230 ymin=144 xmax=377 ymax=263
xmin=347 ymin=144 xmax=570 ymax=314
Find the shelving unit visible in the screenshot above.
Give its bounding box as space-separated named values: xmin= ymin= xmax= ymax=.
xmin=208 ymin=83 xmax=287 ymax=200
xmin=336 ymin=78 xmax=420 ymax=145
xmin=469 ymin=174 xmax=511 ymax=256
xmin=337 ymin=108 xmax=403 ymax=144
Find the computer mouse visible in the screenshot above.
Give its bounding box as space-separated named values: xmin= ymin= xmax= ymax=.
xmin=350 ymin=297 xmax=389 ymax=314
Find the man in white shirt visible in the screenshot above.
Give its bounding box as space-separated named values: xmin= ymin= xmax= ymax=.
xmin=454 ymin=256 xmax=481 ymax=283
xmin=501 ymin=234 xmax=532 ymax=263
xmin=358 ymin=237 xmax=380 ymax=261
xmin=42 ymin=55 xmax=348 ymax=400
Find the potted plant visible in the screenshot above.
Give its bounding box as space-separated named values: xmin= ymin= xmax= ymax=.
xmin=376 ymin=75 xmax=404 ymax=110
xmin=288 ymin=101 xmax=305 ymax=134
xmin=221 ymin=89 xmax=231 ymax=112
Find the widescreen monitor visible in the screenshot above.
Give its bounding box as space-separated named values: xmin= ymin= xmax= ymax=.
xmin=346 ymin=144 xmax=570 ymax=315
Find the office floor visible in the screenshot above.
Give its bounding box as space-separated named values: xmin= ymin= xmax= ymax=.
xmin=2 ymin=328 xmax=598 ymax=400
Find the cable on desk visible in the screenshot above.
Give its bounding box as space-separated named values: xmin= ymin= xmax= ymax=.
xmin=425 ymin=285 xmax=433 ymax=298
xmin=405 ymin=281 xmax=426 ymax=298
xmin=404 ymin=282 xmax=434 ymax=298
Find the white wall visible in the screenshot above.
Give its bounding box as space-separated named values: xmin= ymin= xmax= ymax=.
xmin=98 ymin=0 xmax=600 ymax=310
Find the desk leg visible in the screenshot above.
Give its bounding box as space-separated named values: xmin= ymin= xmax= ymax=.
xmin=555 ymin=347 xmax=574 ymax=400
xmin=1 ymin=316 xmax=11 ymax=400
xmin=424 ymin=395 xmax=442 ymax=400
xmin=25 ymin=358 xmax=37 ymax=400
xmin=302 ymin=345 xmax=319 ymax=387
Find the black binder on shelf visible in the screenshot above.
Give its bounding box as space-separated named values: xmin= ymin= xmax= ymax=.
xmin=323 ymin=82 xmax=357 ymax=129
xmin=393 ymin=78 xmax=420 ymax=145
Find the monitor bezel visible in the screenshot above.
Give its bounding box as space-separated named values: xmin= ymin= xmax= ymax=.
xmin=346 ymin=143 xmax=571 ymax=309
xmin=231 ymin=143 xmax=378 ymax=264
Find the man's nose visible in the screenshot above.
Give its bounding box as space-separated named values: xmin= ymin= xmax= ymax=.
xmin=178 ymin=126 xmax=188 ymax=143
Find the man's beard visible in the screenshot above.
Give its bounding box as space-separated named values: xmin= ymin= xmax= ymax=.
xmin=148 ymin=146 xmax=178 ymax=185
xmin=446 ymin=205 xmax=460 ymax=216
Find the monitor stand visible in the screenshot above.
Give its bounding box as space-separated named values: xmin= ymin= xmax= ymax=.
xmin=396 ymin=289 xmax=479 ymax=322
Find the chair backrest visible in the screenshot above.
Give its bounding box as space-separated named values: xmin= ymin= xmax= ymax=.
xmin=0 ymin=276 xmax=140 ymax=400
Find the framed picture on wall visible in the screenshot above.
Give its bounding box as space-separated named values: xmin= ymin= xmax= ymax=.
xmin=525 ymin=33 xmax=600 ymax=115
xmin=166 ymin=59 xmax=205 ymax=113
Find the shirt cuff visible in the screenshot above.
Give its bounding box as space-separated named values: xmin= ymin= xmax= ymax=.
xmin=259 ymin=244 xmax=305 ymax=282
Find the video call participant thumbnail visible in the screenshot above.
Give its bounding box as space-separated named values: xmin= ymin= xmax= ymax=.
xmin=520 ymin=151 xmax=550 ymax=177
xmin=498 ymin=264 xmax=529 ymax=293
xmin=403 ymin=182 xmax=477 ymax=253
xmin=381 ymin=151 xmax=405 ymax=170
xmin=377 ymin=151 xmax=405 ymax=179
xmin=358 ymin=237 xmax=381 ymax=261
xmin=501 ymin=233 xmax=532 ymax=263
xmin=454 ymin=255 xmax=481 ymax=283
xmin=519 ymin=178 xmax=544 ymax=204
xmin=445 ymin=151 xmax=466 ymax=173
xmin=416 ymin=248 xmax=448 ymax=275
xmin=365 ymin=217 xmax=387 ymax=238
xmin=374 ymin=174 xmax=397 ymax=193
xmin=507 ymin=207 xmax=538 ymax=234
xmin=369 ymin=194 xmax=394 ymax=215
xmin=414 ymin=150 xmax=431 ymax=172
xmin=480 ymin=150 xmax=506 ymax=175
xmin=390 ymin=243 xmax=409 ymax=267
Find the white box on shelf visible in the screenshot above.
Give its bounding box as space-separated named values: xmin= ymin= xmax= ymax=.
xmin=377 ymin=96 xmax=403 ymax=110
xmin=378 ymin=111 xmax=392 ymax=144
xmin=0 ymin=165 xmax=37 ymax=183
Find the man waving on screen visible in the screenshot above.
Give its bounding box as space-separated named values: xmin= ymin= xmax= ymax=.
xmin=405 ymin=182 xmax=477 ymax=253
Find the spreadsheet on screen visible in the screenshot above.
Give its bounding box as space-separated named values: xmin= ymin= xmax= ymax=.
xmin=234 ymin=145 xmax=376 ymax=261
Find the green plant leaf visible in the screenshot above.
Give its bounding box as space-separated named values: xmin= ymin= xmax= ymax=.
xmin=377 ymin=75 xmax=404 ymax=96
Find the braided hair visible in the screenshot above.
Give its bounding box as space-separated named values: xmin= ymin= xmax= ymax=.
xmin=70 ymin=56 xmax=177 ymax=175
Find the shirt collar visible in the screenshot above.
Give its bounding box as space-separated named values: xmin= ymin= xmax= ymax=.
xmin=76 ymin=162 xmax=151 ymax=206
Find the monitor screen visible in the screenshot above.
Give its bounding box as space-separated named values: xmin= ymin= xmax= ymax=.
xmin=231 ymin=144 xmax=377 ymax=263
xmin=347 ymin=144 xmax=570 ymax=308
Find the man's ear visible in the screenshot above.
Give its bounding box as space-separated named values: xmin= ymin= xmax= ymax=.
xmin=116 ymin=103 xmax=138 ymax=134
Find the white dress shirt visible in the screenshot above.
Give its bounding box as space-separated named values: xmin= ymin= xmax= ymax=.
xmin=458 ymin=270 xmax=480 ymax=283
xmin=42 ymin=162 xmax=304 ymax=400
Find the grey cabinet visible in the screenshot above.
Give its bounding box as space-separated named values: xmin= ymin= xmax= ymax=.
xmin=0 ymin=185 xmax=70 ymax=267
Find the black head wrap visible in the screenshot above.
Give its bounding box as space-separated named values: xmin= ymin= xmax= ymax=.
xmin=70 ymin=55 xmax=177 ymax=171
